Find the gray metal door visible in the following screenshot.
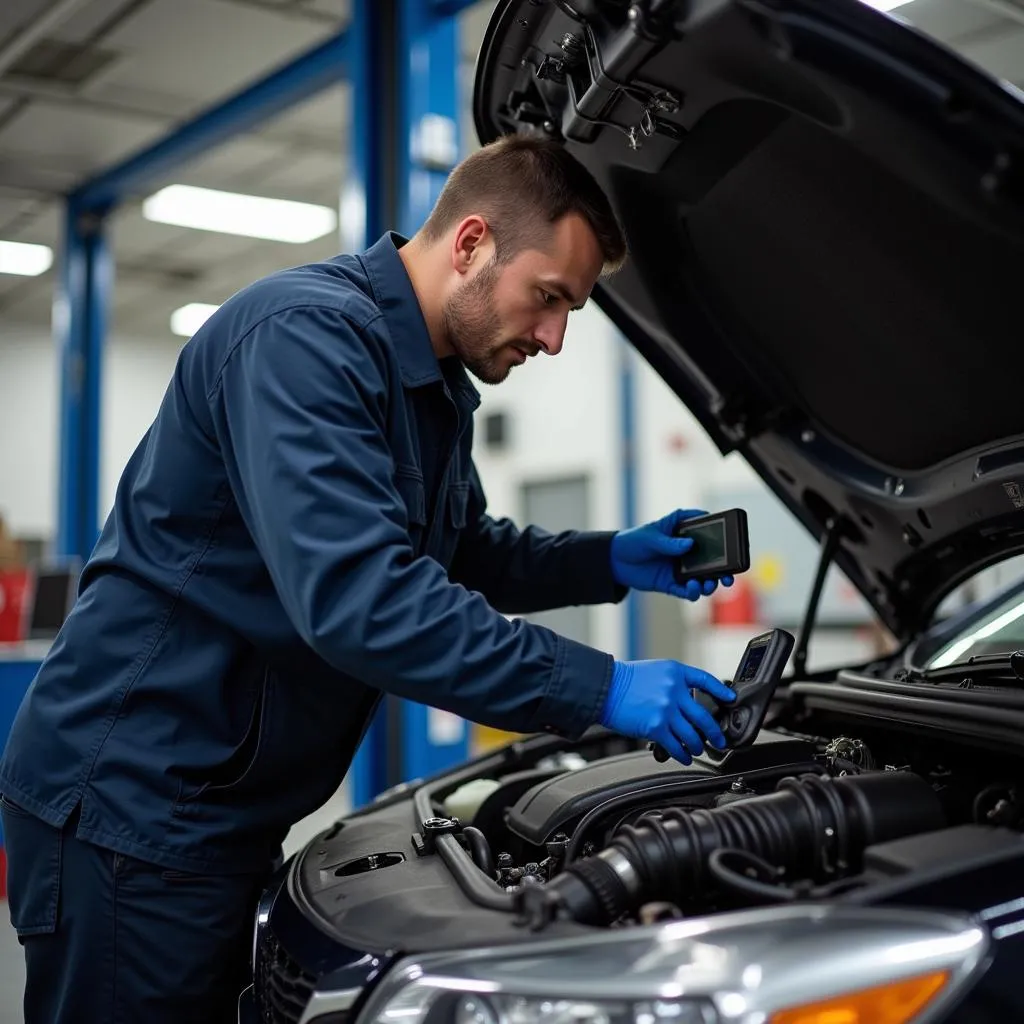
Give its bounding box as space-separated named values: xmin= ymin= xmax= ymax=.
xmin=521 ymin=475 xmax=591 ymax=646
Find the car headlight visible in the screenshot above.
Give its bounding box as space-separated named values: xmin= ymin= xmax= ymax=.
xmin=354 ymin=905 xmax=988 ymax=1024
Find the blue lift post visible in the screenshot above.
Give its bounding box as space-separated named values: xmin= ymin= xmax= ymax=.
xmin=398 ymin=0 xmax=470 ymax=786
xmin=54 ymin=204 xmax=110 ymax=561
xmin=346 ymin=0 xmax=470 ymax=807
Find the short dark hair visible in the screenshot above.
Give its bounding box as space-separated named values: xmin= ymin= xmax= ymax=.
xmin=420 ymin=134 xmax=628 ymax=274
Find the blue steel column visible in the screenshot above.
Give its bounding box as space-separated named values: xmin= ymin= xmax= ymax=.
xmin=346 ymin=0 xmax=398 ymax=808
xmin=55 ymin=202 xmax=111 ymax=562
xmin=397 ymin=0 xmax=468 ymax=785
xmin=346 ymin=0 xmax=468 ymax=805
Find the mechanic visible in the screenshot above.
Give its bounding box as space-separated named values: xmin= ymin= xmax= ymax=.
xmin=0 ymin=134 xmax=737 ymax=1023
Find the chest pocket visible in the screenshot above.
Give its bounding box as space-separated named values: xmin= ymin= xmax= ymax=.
xmin=394 ymin=467 xmax=428 ymax=555
xmin=433 ymin=480 xmax=469 ymax=570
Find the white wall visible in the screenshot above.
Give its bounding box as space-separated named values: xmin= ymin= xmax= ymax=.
xmin=632 ymin=343 xmax=882 ymax=677
xmin=0 ymin=324 xmax=182 ymax=541
xmin=471 ymin=302 xmax=627 ymax=658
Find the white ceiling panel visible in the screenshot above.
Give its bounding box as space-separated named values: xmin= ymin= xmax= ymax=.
xmin=16 ymin=202 xmax=62 ymax=246
xmin=460 ymin=2 xmax=497 ymax=62
xmin=893 ymin=0 xmax=1009 ymax=45
xmin=109 ymin=206 xmax=199 ymax=259
xmin=300 ymin=0 xmax=349 ymax=18
xmin=0 ymin=101 xmax=170 ymax=174
xmin=91 ymin=0 xmax=333 ymax=103
xmin=242 ymin=150 xmax=342 ymax=198
xmin=265 ymin=83 xmax=347 ymax=141
xmin=0 ymin=199 xmax=61 ymax=250
xmin=959 ymin=24 xmax=1024 ymax=83
xmin=151 ymin=134 xmax=295 ymax=192
xmin=0 ymin=158 xmax=82 ymax=196
xmin=0 ymin=195 xmax=38 ymax=231
xmin=80 ymin=79 xmax=199 ymax=121
xmin=0 ymin=0 xmax=51 ymax=45
xmin=48 ymin=0 xmax=141 ymax=44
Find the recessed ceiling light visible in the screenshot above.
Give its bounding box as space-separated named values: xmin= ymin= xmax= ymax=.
xmin=859 ymin=0 xmax=914 ymax=11
xmin=171 ymin=302 xmax=220 ymax=338
xmin=0 ymin=240 xmax=53 ymax=277
xmin=143 ymin=184 xmax=338 ymax=244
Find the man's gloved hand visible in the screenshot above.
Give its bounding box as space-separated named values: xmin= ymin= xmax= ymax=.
xmin=600 ymin=659 xmax=737 ymax=765
xmin=610 ymin=509 xmax=735 ymax=601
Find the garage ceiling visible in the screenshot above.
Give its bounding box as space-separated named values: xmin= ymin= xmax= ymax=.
xmin=0 ymin=0 xmax=1021 ymax=343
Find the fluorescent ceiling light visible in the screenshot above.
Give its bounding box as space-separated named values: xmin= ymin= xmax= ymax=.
xmin=0 ymin=240 xmax=53 ymax=277
xmin=171 ymin=302 xmax=220 ymax=338
xmin=859 ymin=0 xmax=914 ymax=11
xmin=143 ymin=184 xmax=337 ymax=244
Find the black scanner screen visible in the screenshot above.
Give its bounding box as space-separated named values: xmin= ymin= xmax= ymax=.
xmin=736 ymin=642 xmax=767 ymax=687
xmin=687 ymin=520 xmax=727 ymax=568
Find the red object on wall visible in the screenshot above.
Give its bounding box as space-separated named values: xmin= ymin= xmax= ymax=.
xmin=710 ymin=575 xmax=758 ymax=626
xmin=0 ymin=569 xmax=32 ymax=643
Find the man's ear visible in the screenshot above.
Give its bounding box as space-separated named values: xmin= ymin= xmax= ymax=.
xmin=450 ymin=216 xmax=490 ymax=276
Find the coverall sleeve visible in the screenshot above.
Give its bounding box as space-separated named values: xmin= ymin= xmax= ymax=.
xmin=208 ymin=304 xmax=611 ymax=739
xmin=447 ymin=463 xmax=629 ymax=616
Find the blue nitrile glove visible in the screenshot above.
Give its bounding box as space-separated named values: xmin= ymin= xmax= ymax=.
xmin=610 ymin=509 xmax=735 ymax=601
xmin=600 ymin=659 xmax=736 ymax=765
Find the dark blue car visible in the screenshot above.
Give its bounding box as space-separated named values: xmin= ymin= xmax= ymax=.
xmin=242 ymin=2 xmax=1024 ymax=1021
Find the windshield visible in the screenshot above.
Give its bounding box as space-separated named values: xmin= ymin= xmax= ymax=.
xmin=928 ymin=574 xmax=1024 ymax=668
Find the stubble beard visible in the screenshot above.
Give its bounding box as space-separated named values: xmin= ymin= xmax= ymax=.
xmin=441 ymin=260 xmax=516 ymax=386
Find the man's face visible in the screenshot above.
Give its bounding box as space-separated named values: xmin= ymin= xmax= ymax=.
xmin=441 ymin=212 xmax=604 ymax=385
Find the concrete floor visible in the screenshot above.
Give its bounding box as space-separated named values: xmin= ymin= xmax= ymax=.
xmin=0 ymin=912 xmax=24 ymax=1024
xmin=0 ymin=781 xmax=352 ymax=1018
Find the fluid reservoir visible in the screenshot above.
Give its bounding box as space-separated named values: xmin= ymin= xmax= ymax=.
xmin=442 ymin=779 xmax=501 ymax=822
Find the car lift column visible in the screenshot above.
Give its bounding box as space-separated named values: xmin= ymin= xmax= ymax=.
xmin=55 ymin=202 xmax=111 ymax=562
xmin=347 ymin=0 xmax=468 ymax=807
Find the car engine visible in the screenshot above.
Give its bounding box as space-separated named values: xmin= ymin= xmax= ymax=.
xmin=406 ymin=707 xmax=1024 ymax=935
xmin=267 ymin=674 xmax=1024 ymax=1023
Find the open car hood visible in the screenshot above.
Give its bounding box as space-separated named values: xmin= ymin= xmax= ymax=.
xmin=472 ymin=0 xmax=1024 ymax=641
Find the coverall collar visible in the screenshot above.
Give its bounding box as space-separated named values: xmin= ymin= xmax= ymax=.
xmin=362 ymin=232 xmax=481 ymax=410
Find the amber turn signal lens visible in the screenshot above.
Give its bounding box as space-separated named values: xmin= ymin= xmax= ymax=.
xmin=769 ymin=970 xmax=950 ymax=1024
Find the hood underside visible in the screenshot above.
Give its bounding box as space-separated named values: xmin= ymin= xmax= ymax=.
xmin=473 ymin=0 xmax=1024 ymax=639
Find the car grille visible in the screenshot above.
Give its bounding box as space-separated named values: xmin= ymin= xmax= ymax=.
xmin=255 ymin=924 xmax=318 ymax=1024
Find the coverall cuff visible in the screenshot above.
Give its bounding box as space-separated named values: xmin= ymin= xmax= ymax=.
xmin=568 ymin=531 xmax=630 ymax=605
xmin=532 ymin=637 xmax=614 ymax=741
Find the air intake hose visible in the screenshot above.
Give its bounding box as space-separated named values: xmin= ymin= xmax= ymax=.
xmin=522 ymin=771 xmax=944 ymax=927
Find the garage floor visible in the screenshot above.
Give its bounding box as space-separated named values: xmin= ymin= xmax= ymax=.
xmin=0 ymin=782 xmax=351 ymax=1018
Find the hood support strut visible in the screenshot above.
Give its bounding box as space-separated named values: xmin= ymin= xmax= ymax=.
xmin=793 ymin=517 xmax=845 ymax=677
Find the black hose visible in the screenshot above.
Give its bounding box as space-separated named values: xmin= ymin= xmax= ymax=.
xmin=707 ymin=848 xmax=795 ymax=904
xmin=563 ymin=763 xmax=820 ymax=863
xmin=462 ymin=826 xmax=496 ymax=879
xmin=521 ymin=771 xmax=944 ymax=927
xmin=436 ymin=834 xmax=514 ymax=912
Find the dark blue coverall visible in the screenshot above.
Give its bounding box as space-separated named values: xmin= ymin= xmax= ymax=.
xmin=0 ymin=232 xmax=625 ymax=1022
